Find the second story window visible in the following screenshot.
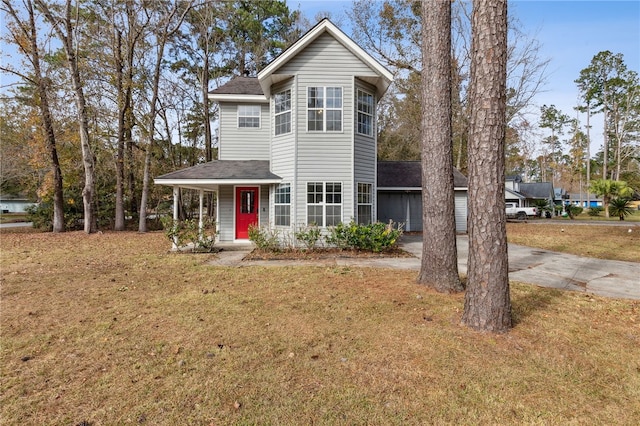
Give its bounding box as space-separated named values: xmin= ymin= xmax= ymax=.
xmin=238 ymin=105 xmax=260 ymax=128
xmin=275 ymin=89 xmax=291 ymax=135
xmin=307 ymin=87 xmax=342 ymax=132
xmin=356 ymin=89 xmax=374 ymax=136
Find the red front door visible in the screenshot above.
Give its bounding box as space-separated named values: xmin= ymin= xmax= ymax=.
xmin=235 ymin=186 xmax=259 ymax=239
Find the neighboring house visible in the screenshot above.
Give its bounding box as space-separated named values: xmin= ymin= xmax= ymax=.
xmin=505 ymin=175 xmax=554 ymax=208
xmin=567 ymin=193 xmax=603 ymax=208
xmin=155 ymin=19 xmax=394 ymax=243
xmin=377 ymin=161 xmax=468 ymax=233
xmin=0 ymin=194 xmax=36 ymax=213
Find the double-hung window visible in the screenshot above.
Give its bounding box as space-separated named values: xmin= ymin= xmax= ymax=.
xmin=307 ymin=182 xmax=342 ymax=226
xmin=238 ymin=105 xmax=260 ymax=128
xmin=357 ymin=183 xmax=372 ymax=225
xmin=356 ymin=89 xmax=374 ymax=136
xmin=307 ymin=87 xmax=342 ymax=132
xmin=274 ymin=183 xmax=291 ymax=226
xmin=275 ymin=89 xmax=291 ymax=135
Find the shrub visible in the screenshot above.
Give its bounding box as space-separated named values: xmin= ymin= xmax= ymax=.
xmin=587 ymin=206 xmax=603 ymax=217
xmin=26 ymin=199 xmax=84 ymax=231
xmin=609 ymin=198 xmax=633 ymax=221
xmin=248 ymin=224 xmax=281 ymax=251
xmin=326 ymin=220 xmax=403 ymax=252
xmin=295 ymin=224 xmax=322 ymax=250
xmin=161 ymin=216 xmax=217 ymax=252
xmin=568 ymin=205 xmax=583 ymax=217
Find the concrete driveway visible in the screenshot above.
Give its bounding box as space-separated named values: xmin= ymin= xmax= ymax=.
xmin=399 ymin=234 xmax=640 ymax=300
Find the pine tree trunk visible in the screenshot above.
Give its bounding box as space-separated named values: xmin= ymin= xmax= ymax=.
xmin=417 ymin=0 xmax=463 ymax=292
xmin=462 ymin=0 xmax=512 ymax=332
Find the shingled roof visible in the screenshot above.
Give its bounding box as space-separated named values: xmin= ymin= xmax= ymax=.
xmin=209 ymin=76 xmax=264 ymax=96
xmin=519 ymin=182 xmax=554 ymax=199
xmin=155 ymin=160 xmax=280 ymax=182
xmin=377 ymin=161 xmax=468 ymax=189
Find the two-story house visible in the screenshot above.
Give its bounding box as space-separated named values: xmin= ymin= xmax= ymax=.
xmin=155 ymin=19 xmax=393 ymax=243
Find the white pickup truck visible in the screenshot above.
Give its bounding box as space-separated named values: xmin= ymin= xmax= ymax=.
xmin=505 ymin=202 xmax=537 ymax=220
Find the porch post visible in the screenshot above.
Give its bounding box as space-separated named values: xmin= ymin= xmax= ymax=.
xmin=215 ymin=190 xmax=220 ymax=242
xmin=172 ymin=186 xmax=179 ymax=250
xmin=198 ymin=189 xmax=204 ymax=238
xmin=405 ymin=195 xmax=411 ymax=232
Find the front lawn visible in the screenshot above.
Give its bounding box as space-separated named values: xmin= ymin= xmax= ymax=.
xmin=1 ymin=231 xmax=639 ymax=425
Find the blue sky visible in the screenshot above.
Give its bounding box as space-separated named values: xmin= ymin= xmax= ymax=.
xmin=293 ymin=0 xmax=640 ymax=153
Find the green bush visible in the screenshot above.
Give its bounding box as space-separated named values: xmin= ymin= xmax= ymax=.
xmin=248 ymin=224 xmax=281 ymax=251
xmin=26 ymin=199 xmax=84 ymax=231
xmin=326 ymin=220 xmax=403 ymax=252
xmin=568 ymin=205 xmax=583 ymax=217
xmin=587 ymin=206 xmax=603 ymax=216
xmin=295 ymin=225 xmax=322 ymax=250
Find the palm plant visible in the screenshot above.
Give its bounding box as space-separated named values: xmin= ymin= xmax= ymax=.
xmin=589 ymin=179 xmax=633 ymax=218
xmin=608 ymin=198 xmax=633 ymax=221
xmin=532 ymin=199 xmax=551 ymax=217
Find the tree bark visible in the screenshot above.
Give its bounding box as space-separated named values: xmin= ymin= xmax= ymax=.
xmin=462 ymin=0 xmax=512 ymax=332
xmin=37 ymin=0 xmax=97 ymax=233
xmin=5 ymin=0 xmax=66 ymax=232
xmin=417 ymin=0 xmax=463 ymax=292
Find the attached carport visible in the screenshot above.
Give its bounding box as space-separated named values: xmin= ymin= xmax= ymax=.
xmin=376 ymin=161 xmax=468 ymax=233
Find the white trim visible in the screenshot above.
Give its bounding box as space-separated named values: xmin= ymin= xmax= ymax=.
xmin=355 ymin=88 xmax=375 ymax=137
xmin=306 ymin=181 xmax=343 ymax=227
xmin=209 ymin=93 xmax=267 ymax=103
xmin=257 ymin=19 xmax=392 ymax=98
xmin=306 ymin=86 xmax=344 ymax=133
xmin=274 ymin=88 xmax=292 ymax=136
xmin=155 ymin=178 xmax=281 ymax=186
xmin=237 ymin=104 xmax=261 ymax=129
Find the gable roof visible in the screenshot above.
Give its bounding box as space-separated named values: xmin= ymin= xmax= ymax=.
xmin=257 ymin=19 xmax=393 ymax=98
xmin=154 ymin=160 xmax=281 ymax=190
xmin=377 ymin=161 xmax=468 ymax=189
xmin=209 ymin=77 xmax=267 ymax=102
xmin=519 ymin=182 xmax=554 ymax=199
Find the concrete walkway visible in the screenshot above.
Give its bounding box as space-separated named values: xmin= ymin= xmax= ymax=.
xmin=212 ymin=235 xmax=640 ymax=300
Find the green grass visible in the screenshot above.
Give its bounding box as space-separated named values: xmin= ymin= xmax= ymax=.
xmin=1 ymin=231 xmax=639 ymax=425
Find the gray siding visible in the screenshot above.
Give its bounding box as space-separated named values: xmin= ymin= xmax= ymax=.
xmin=218 ymin=102 xmax=270 ymax=161
xmin=275 ymin=34 xmax=381 ymax=225
xmin=218 ymin=186 xmax=234 ymax=241
xmin=278 ymin=33 xmax=379 ymax=78
xmin=454 ymin=191 xmax=468 ymax=233
xmin=259 ymin=184 xmax=270 ymax=228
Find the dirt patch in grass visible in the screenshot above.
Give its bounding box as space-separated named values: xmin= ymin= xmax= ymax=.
xmin=507 ymin=222 xmax=640 ymax=262
xmin=2 ymin=231 xmax=640 ymax=425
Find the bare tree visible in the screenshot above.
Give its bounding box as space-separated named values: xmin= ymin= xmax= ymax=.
xmin=138 ymin=1 xmax=192 ymax=233
xmin=461 ymin=0 xmax=511 ymax=332
xmin=417 ymin=1 xmax=463 ymax=292
xmin=2 ymin=0 xmax=65 ymax=232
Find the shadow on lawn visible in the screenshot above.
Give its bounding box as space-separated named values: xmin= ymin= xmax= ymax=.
xmin=510 ymin=285 xmax=566 ymax=326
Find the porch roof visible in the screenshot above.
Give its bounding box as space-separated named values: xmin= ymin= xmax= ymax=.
xmin=154 ymin=160 xmax=282 ymax=190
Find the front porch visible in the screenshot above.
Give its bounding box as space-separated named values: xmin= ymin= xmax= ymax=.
xmin=154 ymin=160 xmax=281 ymax=249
